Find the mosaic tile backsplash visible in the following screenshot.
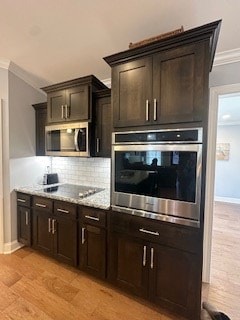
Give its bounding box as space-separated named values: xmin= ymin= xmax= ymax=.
xmin=51 ymin=157 xmax=111 ymax=189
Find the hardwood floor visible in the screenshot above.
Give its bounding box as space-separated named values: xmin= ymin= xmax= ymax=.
xmin=202 ymin=201 xmax=240 ymax=320
xmin=0 ymin=202 xmax=238 ymax=320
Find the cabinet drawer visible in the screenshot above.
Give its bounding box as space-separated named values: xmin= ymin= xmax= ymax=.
xmin=33 ymin=196 xmax=53 ymax=211
xmin=80 ymin=206 xmax=106 ymax=228
xmin=110 ymin=211 xmax=201 ymax=253
xmin=17 ymin=193 xmax=31 ymax=207
xmin=54 ymin=201 xmax=77 ymax=218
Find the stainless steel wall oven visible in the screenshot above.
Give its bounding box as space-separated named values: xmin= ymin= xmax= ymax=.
xmin=112 ymin=128 xmax=203 ymax=227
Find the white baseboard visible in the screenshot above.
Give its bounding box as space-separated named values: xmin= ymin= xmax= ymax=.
xmin=214 ymin=196 xmax=240 ymax=204
xmin=3 ymin=240 xmax=24 ymax=254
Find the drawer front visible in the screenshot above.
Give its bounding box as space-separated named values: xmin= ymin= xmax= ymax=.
xmin=54 ymin=200 xmax=77 ymax=218
xmin=33 ymin=196 xmax=53 ymax=211
xmin=80 ymin=206 xmax=106 ymax=228
xmin=17 ymin=193 xmax=31 ymax=207
xmin=110 ymin=211 xmax=201 ymax=253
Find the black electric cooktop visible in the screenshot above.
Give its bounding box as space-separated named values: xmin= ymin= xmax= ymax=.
xmin=41 ymin=183 xmax=104 ymax=199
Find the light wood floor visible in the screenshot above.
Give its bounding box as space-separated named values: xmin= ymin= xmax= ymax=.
xmin=0 ymin=202 xmax=238 ymax=320
xmin=202 ymin=201 xmax=240 ymax=320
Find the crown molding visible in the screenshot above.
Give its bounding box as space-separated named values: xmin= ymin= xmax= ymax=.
xmin=213 ymin=48 xmax=240 ymax=67
xmin=0 ymin=58 xmax=47 ymax=96
xmin=101 ymin=78 xmax=111 ymax=88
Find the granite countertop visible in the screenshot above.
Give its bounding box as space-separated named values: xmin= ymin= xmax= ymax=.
xmin=15 ymin=183 xmax=111 ymax=210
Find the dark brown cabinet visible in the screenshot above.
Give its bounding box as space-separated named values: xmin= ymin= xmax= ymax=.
xmin=78 ymin=206 xmax=107 ymax=279
xmin=42 ymin=75 xmax=107 ymax=124
xmin=93 ymin=89 xmax=111 ymax=157
xmin=108 ymin=211 xmax=202 ymax=320
xmin=32 ymin=196 xmax=77 ymax=266
xmin=32 ymin=102 xmax=47 ymax=156
xmin=17 ymin=193 xmax=32 ymax=246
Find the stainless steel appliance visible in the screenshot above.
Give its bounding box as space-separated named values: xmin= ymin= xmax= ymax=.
xmin=112 ymin=128 xmax=203 ymax=227
xmin=45 ymin=122 xmax=90 ymax=157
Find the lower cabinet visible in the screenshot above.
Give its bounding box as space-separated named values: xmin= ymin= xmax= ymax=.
xmin=32 ymin=196 xmax=77 ymax=266
xmin=17 ymin=193 xmax=32 ymax=246
xmin=78 ymin=206 xmax=107 ymax=279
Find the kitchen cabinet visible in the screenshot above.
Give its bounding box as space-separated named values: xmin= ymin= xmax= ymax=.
xmin=17 ymin=193 xmax=32 ymax=246
xmin=32 ymin=102 xmax=47 ymax=156
xmin=42 ymin=75 xmax=107 ymax=124
xmin=78 ymin=206 xmax=107 ymax=279
xmin=104 ymin=20 xmax=221 ymax=129
xmin=108 ymin=211 xmax=202 ymax=320
xmin=32 ymin=196 xmax=77 ymax=266
xmin=93 ymin=89 xmax=111 ymax=157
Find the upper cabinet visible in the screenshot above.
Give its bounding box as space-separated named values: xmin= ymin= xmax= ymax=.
xmin=104 ymin=20 xmax=221 ymax=129
xmin=42 ymin=75 xmax=107 ymax=124
xmin=32 ymin=102 xmax=47 ymax=156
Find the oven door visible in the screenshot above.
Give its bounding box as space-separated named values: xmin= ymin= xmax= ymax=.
xmin=112 ymin=143 xmax=202 ymax=227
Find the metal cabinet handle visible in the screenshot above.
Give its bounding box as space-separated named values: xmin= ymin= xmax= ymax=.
xmin=145 ymin=100 xmax=149 ymax=121
xmin=61 ymin=105 xmax=64 ymax=119
xmin=153 ymin=99 xmax=157 ymax=121
xmin=81 ymin=227 xmax=86 ymax=244
xmin=143 ymin=245 xmax=147 ymax=267
xmin=17 ymin=198 xmax=26 ymax=203
xmin=150 ymin=247 xmax=154 ymax=269
xmin=48 ymin=218 xmax=52 ymax=233
xmin=139 ymin=228 xmax=159 ymax=236
xmin=57 ymin=208 xmax=69 ymax=214
xmin=25 ymin=211 xmax=29 ymax=226
xmin=52 ymin=219 xmax=56 ymax=235
xmin=85 ymin=215 xmax=100 ymax=221
xmin=96 ymin=138 xmax=100 ymax=153
xmin=35 ymin=203 xmax=47 ymax=208
xmin=65 ymin=104 xmax=68 ymax=119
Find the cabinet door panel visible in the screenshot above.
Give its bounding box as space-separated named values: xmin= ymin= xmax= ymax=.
xmin=66 ymin=85 xmax=89 ymax=121
xmin=108 ymin=232 xmax=148 ymax=297
xmin=53 ymin=216 xmax=77 ymax=266
xmin=47 ymin=90 xmax=65 ymax=123
xmin=17 ymin=206 xmax=31 ymax=246
xmin=32 ymin=210 xmax=53 ymax=255
xmin=35 ymin=106 xmax=47 ymax=156
xmin=153 ymin=42 xmax=207 ymax=124
xmin=79 ymin=224 xmax=106 ymax=278
xmin=149 ymin=244 xmax=201 ymax=319
xmin=112 ymin=58 xmax=152 ymax=127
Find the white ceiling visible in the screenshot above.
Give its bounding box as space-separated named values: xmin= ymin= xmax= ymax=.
xmin=1 ymin=0 xmax=240 ymax=87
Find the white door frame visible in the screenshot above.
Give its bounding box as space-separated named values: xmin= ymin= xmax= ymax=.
xmin=0 ymin=99 xmax=4 ymax=253
xmin=202 ymin=82 xmax=240 ymax=283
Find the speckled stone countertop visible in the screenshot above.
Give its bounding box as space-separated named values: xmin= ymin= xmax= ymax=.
xmin=15 ymin=183 xmax=111 ymax=210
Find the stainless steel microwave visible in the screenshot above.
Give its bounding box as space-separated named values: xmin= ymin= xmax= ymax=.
xmin=45 ymin=122 xmax=90 ymax=157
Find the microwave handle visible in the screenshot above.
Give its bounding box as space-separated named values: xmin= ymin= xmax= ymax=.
xmin=74 ymin=129 xmax=80 ymax=151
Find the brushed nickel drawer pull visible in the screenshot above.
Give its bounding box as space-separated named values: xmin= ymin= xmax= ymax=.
xmin=25 ymin=211 xmax=29 ymax=225
xmin=139 ymin=228 xmax=159 ymax=236
xmin=57 ymin=208 xmax=69 ymax=214
xmin=145 ymin=100 xmax=149 ymax=121
xmin=52 ymin=219 xmax=56 ymax=235
xmin=17 ymin=198 xmax=26 ymax=203
xmin=153 ymin=98 xmax=157 ymax=120
xmin=150 ymin=247 xmax=154 ymax=269
xmin=48 ymin=218 xmax=52 ymax=233
xmin=81 ymin=227 xmax=86 ymax=244
xmin=143 ymin=245 xmax=147 ymax=267
xmin=35 ymin=203 xmax=47 ymax=208
xmin=85 ymin=215 xmax=100 ymax=221
xmin=96 ymin=138 xmax=100 ymax=153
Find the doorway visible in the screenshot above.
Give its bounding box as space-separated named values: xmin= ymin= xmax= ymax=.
xmin=0 ymin=99 xmax=4 ymax=253
xmin=203 ymin=83 xmax=240 ymax=282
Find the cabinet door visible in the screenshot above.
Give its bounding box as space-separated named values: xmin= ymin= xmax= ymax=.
xmin=112 ymin=57 xmax=152 ymax=128
xmin=32 ymin=210 xmax=53 ymax=256
xmin=47 ymin=90 xmax=66 ymax=123
xmin=79 ymin=224 xmax=106 ymax=279
xmin=17 ymin=206 xmax=31 ymax=246
xmin=95 ymin=95 xmax=111 ymax=157
xmin=65 ymin=85 xmax=90 ymax=121
xmin=149 ymin=244 xmax=201 ymax=319
xmin=53 ymin=216 xmax=77 ymax=266
xmin=35 ymin=104 xmax=47 ymax=156
xmin=108 ymin=232 xmax=148 ymax=297
xmin=152 ymin=42 xmax=207 ymax=124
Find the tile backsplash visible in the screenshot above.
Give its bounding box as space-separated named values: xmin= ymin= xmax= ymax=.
xmin=51 ymin=157 xmax=111 ymax=189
